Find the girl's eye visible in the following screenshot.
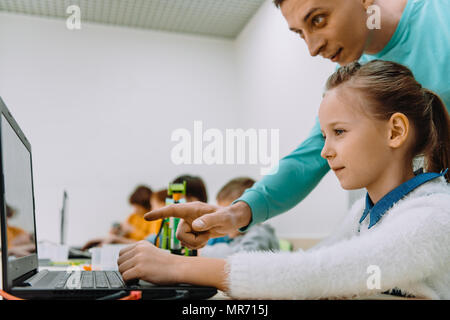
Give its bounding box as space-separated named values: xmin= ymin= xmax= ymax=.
xmin=312 ymin=15 xmax=326 ymax=27
xmin=334 ymin=129 xmax=345 ymax=136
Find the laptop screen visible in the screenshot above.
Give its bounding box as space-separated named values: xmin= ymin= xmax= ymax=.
xmin=1 ymin=114 xmax=36 ymax=260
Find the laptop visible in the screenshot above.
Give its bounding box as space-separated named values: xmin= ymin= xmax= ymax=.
xmin=57 ymin=190 xmax=92 ymax=259
xmin=60 ymin=190 xmax=68 ymax=246
xmin=0 ymin=97 xmax=217 ymax=300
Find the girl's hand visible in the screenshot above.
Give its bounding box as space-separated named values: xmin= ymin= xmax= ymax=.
xmin=117 ymin=241 xmax=180 ymax=285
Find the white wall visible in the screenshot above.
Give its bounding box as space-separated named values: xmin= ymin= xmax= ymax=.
xmin=0 ymin=13 xmax=245 ymax=246
xmin=233 ymin=0 xmax=348 ymax=238
xmin=0 ymin=1 xmax=350 ymax=246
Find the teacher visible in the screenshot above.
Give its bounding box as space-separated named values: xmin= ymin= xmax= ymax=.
xmin=146 ymin=0 xmax=450 ymax=249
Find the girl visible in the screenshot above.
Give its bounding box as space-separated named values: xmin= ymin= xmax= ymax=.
xmin=117 ymin=60 xmax=450 ymax=299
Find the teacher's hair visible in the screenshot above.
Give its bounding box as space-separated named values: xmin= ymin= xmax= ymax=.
xmin=325 ymin=60 xmax=450 ymax=182
xmin=273 ymin=0 xmax=285 ymax=8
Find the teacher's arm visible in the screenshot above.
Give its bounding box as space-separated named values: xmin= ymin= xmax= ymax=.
xmin=145 ymin=118 xmax=329 ymax=247
xmin=235 ymin=118 xmax=329 ymax=230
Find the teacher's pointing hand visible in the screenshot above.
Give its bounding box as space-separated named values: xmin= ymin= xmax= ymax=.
xmin=144 ymin=201 xmax=252 ymax=249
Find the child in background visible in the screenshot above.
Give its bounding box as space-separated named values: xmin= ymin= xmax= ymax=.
xmin=150 ymin=189 xmax=168 ymax=211
xmin=118 ymin=60 xmax=450 ymax=299
xmin=145 ymin=189 xmax=167 ymax=238
xmin=6 ymin=205 xmax=32 ymax=248
xmin=200 ymin=177 xmax=279 ymax=258
xmin=6 ymin=204 xmax=35 ymax=257
xmin=172 ymin=175 xmax=208 ymax=203
xmin=82 ymin=185 xmax=158 ymax=249
xmin=116 ymin=185 xmax=159 ymax=240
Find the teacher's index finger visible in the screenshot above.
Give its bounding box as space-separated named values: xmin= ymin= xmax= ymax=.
xmin=144 ymin=202 xmax=217 ymax=221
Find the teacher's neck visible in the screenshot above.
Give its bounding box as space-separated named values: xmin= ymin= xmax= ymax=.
xmin=363 ymin=0 xmax=408 ymax=55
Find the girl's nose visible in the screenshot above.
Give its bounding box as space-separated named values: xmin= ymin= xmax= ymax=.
xmin=321 ymin=142 xmax=335 ymax=160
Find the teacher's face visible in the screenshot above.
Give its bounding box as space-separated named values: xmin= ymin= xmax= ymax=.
xmin=280 ymin=0 xmax=372 ymax=65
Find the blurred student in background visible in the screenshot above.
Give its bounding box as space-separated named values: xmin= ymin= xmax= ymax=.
xmin=200 ymin=177 xmax=279 ymax=258
xmin=6 ymin=205 xmax=32 ymax=247
xmin=82 ymin=185 xmax=158 ymax=249
xmin=150 ymin=189 xmax=168 ymax=211
xmin=6 ymin=204 xmax=35 ymax=257
xmin=172 ymin=174 xmax=208 ymax=203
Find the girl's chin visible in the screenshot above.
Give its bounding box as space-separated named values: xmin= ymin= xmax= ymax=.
xmin=336 ymin=168 xmax=373 ymax=190
xmin=338 ymin=179 xmax=365 ymax=191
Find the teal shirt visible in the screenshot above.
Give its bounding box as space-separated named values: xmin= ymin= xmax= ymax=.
xmin=236 ymin=0 xmax=450 ymax=229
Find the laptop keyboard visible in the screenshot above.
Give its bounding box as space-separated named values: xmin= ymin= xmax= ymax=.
xmin=54 ymin=271 xmax=125 ymax=289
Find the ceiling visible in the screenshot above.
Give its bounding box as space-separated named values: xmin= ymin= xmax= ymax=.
xmin=0 ymin=0 xmax=266 ymax=38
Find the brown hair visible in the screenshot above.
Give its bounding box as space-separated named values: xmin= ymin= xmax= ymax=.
xmin=216 ymin=177 xmax=256 ymax=203
xmin=325 ymin=60 xmax=450 ymax=182
xmin=129 ymin=185 xmax=153 ymax=210
xmin=273 ymin=0 xmax=285 ymax=8
xmin=6 ymin=204 xmax=16 ymax=219
xmin=152 ymin=189 xmax=168 ymax=204
xmin=172 ymin=175 xmax=208 ymax=203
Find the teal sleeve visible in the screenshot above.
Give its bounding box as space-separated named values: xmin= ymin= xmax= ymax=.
xmin=234 ymin=118 xmax=330 ymax=230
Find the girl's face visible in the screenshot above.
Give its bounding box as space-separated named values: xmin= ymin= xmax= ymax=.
xmin=280 ymin=0 xmax=372 ymax=65
xmin=318 ymin=87 xmax=392 ymax=190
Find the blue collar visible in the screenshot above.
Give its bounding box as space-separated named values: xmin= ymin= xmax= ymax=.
xmin=359 ymin=168 xmax=448 ymax=229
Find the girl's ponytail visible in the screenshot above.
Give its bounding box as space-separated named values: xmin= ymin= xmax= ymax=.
xmin=423 ymin=89 xmax=450 ymax=182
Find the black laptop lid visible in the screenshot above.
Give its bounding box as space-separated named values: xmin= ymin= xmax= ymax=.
xmin=0 ymin=98 xmax=38 ymax=290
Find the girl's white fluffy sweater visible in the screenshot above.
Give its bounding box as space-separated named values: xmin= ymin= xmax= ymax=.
xmin=226 ymin=177 xmax=450 ymax=299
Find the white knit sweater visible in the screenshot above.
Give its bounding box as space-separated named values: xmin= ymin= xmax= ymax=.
xmin=226 ymin=177 xmax=450 ymax=300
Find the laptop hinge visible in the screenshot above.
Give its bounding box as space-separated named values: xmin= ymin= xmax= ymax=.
xmin=14 ymin=269 xmax=47 ymax=287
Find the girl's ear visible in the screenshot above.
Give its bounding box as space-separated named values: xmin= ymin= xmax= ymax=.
xmin=387 ymin=112 xmax=410 ymax=149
